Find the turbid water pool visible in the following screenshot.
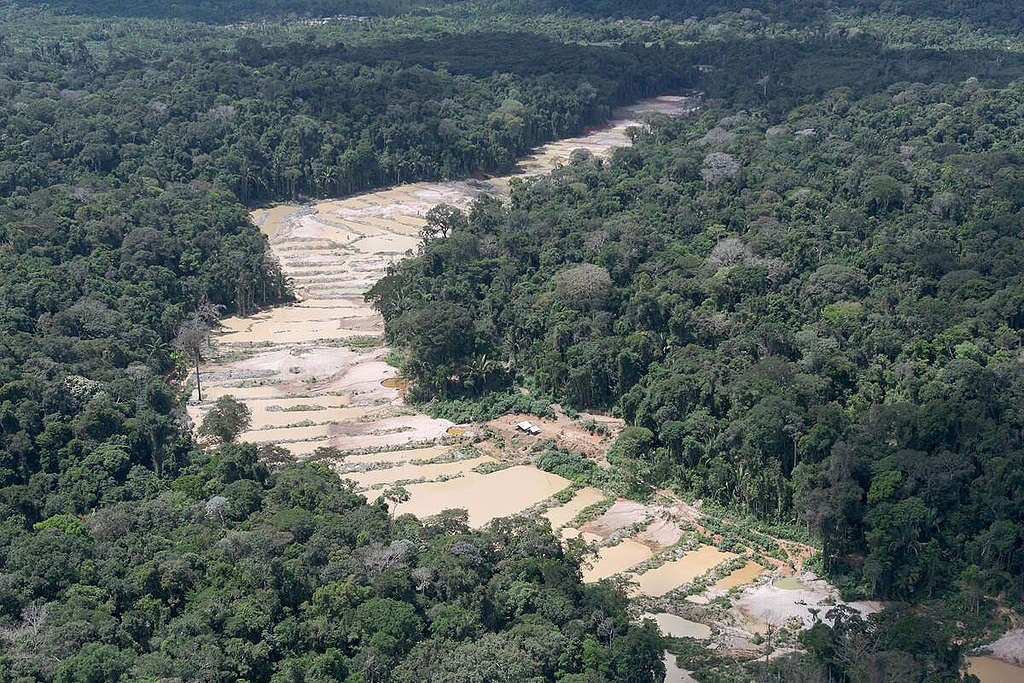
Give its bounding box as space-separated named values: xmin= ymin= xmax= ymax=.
xmin=629 ymin=546 xmax=735 ymax=597
xmin=967 ymin=656 xmax=1024 ymax=683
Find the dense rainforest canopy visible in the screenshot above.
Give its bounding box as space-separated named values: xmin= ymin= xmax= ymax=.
xmin=2 ymin=0 xmax=1024 ymax=680
xmin=0 ymin=2 xmax=690 ymax=499
xmin=0 ymin=2 xmax=688 ymax=680
xmin=1 ymin=448 xmax=666 ymax=681
xmin=370 ymin=20 xmax=1024 ymax=605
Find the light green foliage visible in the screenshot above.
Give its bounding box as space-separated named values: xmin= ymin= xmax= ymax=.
xmin=33 ymin=514 xmax=91 ymax=538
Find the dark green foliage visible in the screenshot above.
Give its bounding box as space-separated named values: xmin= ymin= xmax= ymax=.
xmin=534 ymin=447 xmax=596 ymax=480
xmin=199 ymin=395 xmax=253 ymax=444
xmin=0 ymin=0 xmax=690 ymax=515
xmin=370 ymin=45 xmax=1024 ymax=603
xmin=0 ymin=462 xmax=664 ymax=682
xmin=3 ymin=0 xmax=1023 ymax=675
xmin=18 ymin=0 xmax=415 ymax=22
xmin=0 ymin=183 xmax=286 ymax=497
xmin=796 ymin=605 xmax=964 ymax=682
xmin=0 ymin=27 xmax=691 ymax=206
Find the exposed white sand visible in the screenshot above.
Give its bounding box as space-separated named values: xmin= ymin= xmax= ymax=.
xmin=583 ymin=500 xmax=651 ymax=536
xmin=984 ymin=629 xmax=1024 ymax=665
xmin=735 ymin=573 xmax=879 ymax=627
xmin=637 ymin=517 xmax=685 ymax=549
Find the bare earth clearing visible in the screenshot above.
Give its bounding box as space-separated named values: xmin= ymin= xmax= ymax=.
xmin=187 ymin=94 xmax=1018 ymax=678
xmin=191 ymin=95 xmax=697 ymax=459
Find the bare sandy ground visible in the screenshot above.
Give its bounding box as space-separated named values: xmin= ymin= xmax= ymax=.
xmin=582 ymin=500 xmax=651 ymax=536
xmin=637 ymin=518 xmax=686 ymax=549
xmin=734 ymin=573 xmax=879 ymax=627
xmin=982 ymin=629 xmax=1024 ymax=665
xmin=218 ymin=91 xmax=981 ymax=666
xmin=487 ymin=411 xmax=622 ymax=457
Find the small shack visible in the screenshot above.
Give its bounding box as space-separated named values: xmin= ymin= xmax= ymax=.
xmin=516 ymin=420 xmax=541 ymax=435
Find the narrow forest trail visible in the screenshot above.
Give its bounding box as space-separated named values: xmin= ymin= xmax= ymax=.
xmin=187 ymin=95 xmax=697 ymax=464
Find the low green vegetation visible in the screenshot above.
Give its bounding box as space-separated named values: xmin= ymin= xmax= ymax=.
xmin=426 ymin=390 xmax=556 ymax=423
